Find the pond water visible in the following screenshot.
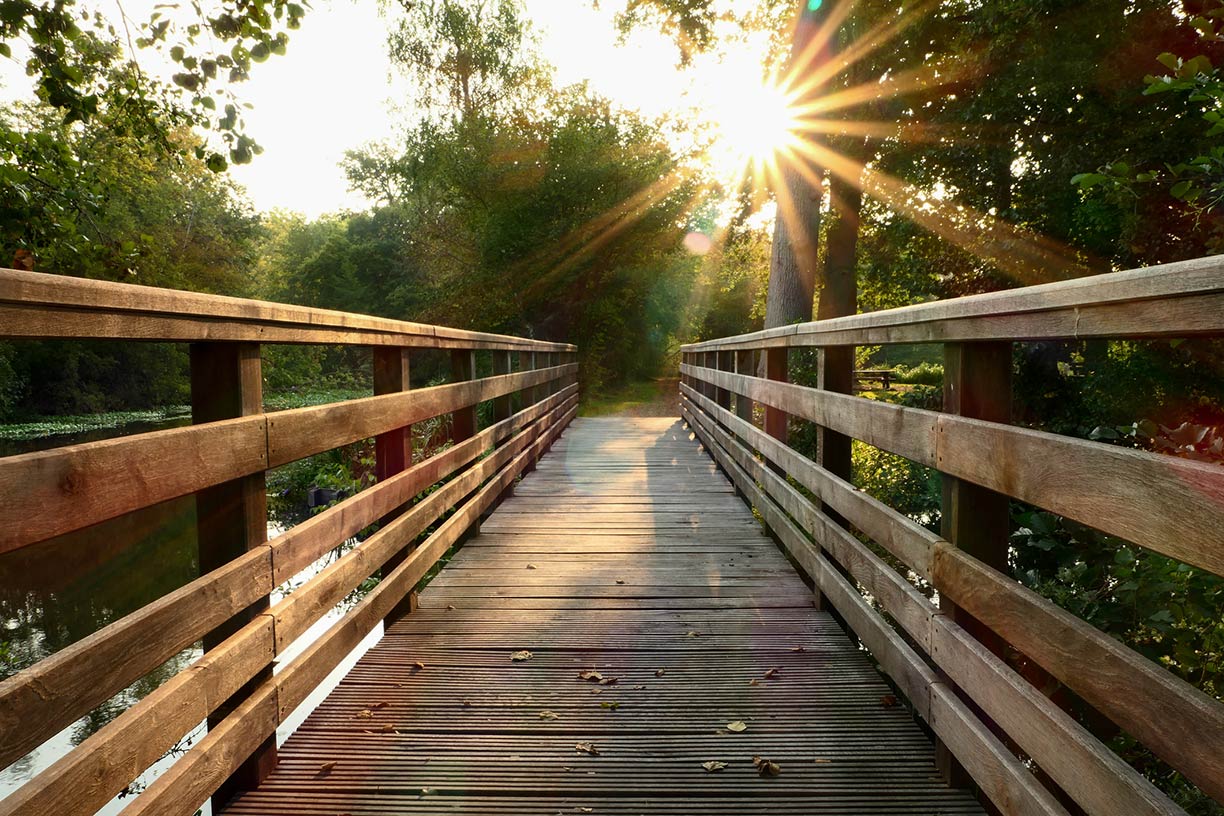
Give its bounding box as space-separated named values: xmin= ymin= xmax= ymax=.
xmin=0 ymin=418 xmax=380 ymax=814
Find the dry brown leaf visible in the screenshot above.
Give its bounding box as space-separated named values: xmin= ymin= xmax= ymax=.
xmin=380 ymin=723 xmax=395 ymax=733
xmin=615 ymin=579 xmax=625 ymax=584
xmin=318 ymin=761 xmax=337 ymax=774
xmin=526 ymin=563 xmax=538 ymax=570
xmin=633 ymin=685 xmax=646 ymax=690
xmin=753 ymin=755 xmax=781 ymax=776
xmin=726 ymin=720 xmax=747 ymax=733
xmin=462 ymin=700 xmax=473 ymax=707
xmin=577 ymin=670 xmax=603 ymax=682
xmin=356 ymin=709 xmax=374 ymax=719
xmin=446 ymin=605 xmax=456 ymax=610
xmin=412 ymin=661 xmax=426 ymax=671
xmin=510 ymin=650 xmax=533 ymax=661
xmin=814 ymin=758 xmax=832 ymax=764
xmin=539 ymin=710 xmax=560 ymax=720
xmin=654 ymin=669 xmax=667 ymax=677
xmin=748 ymin=679 xmax=760 ymax=687
xmin=372 ymin=701 xmax=389 ymax=709
xmin=575 ymin=742 xmax=600 ymax=756
xmin=685 ymin=631 xmax=700 ymax=638
xmin=763 ymin=668 xmax=781 ymax=680
xmin=791 ymin=646 xmax=806 ymax=653
xmin=702 ymin=760 xmax=728 ymax=772
xmin=881 ymin=694 xmax=899 ymax=708
xmin=599 ymin=676 xmax=618 ymax=686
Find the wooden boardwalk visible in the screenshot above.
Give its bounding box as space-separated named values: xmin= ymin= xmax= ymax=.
xmin=223 ymin=417 xmax=983 ymax=815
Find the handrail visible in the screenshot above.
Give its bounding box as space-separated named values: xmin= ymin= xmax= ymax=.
xmin=679 ymin=257 xmax=1224 ymax=816
xmin=0 ymin=267 xmax=575 ymax=350
xmin=0 ymin=273 xmax=579 ymax=816
xmin=682 ymin=254 xmax=1224 ymax=350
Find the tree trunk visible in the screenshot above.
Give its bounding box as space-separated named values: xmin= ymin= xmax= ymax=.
xmin=764 ymin=166 xmax=821 ymax=328
xmin=818 ymin=170 xmax=861 ymax=321
xmin=763 ymin=1 xmax=831 ymax=330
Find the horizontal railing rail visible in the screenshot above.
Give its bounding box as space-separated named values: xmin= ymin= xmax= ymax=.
xmin=0 ymin=269 xmax=578 ymax=816
xmin=679 ymin=255 xmax=1224 ymax=816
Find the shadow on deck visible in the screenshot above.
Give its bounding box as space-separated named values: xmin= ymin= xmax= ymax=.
xmin=223 ymin=417 xmax=981 ymax=815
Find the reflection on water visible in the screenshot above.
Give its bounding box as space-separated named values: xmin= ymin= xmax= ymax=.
xmin=0 ymin=495 xmax=203 ymax=811
xmin=0 ymin=474 xmax=380 ymax=813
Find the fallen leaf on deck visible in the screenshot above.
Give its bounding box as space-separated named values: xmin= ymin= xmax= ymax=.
xmin=600 ymin=701 xmax=620 ymax=711
xmin=763 ymin=668 xmax=781 ymax=679
xmin=599 ymin=676 xmax=618 ymax=686
xmin=380 ymin=723 xmax=395 ymax=733
xmin=615 ymin=579 xmax=625 ymax=584
xmin=446 ymin=605 xmax=456 ymax=610
xmin=462 ymin=700 xmax=473 ymax=707
xmin=318 ymin=761 xmax=337 ymax=774
xmin=575 ymin=742 xmax=601 ymax=756
xmin=726 ymin=720 xmax=747 ymax=733
xmin=753 ymin=756 xmax=781 ymax=776
xmin=577 ymin=670 xmax=603 ymax=682
xmin=356 ymin=709 xmax=374 ymax=719
xmin=511 ymin=650 xmax=534 ymax=661
xmin=654 ymin=669 xmax=666 ymax=677
xmin=633 ymin=684 xmax=646 ymax=690
xmin=702 ymin=761 xmax=728 ymax=772
xmin=814 ymin=758 xmax=832 ymax=764
xmin=412 ymin=661 xmax=426 ymax=671
xmin=539 ymin=710 xmax=560 ymax=720
xmin=791 ymin=646 xmax=806 ymax=653
xmin=748 ymin=679 xmax=760 ymax=686
xmin=685 ymin=631 xmax=700 ymax=638
xmin=881 ymin=694 xmax=899 ymax=708
xmin=526 ymin=564 xmax=537 ymax=570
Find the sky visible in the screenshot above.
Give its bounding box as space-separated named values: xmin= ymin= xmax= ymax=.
xmin=1 ymin=0 xmax=775 ymax=218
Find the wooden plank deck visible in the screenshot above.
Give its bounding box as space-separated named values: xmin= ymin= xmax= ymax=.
xmin=222 ymin=417 xmax=984 ymax=815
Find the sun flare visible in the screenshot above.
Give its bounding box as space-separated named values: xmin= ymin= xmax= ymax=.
xmin=718 ymin=80 xmax=801 ymax=170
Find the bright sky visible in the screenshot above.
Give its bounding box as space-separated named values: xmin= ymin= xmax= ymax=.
xmin=0 ymin=0 xmax=781 ymax=218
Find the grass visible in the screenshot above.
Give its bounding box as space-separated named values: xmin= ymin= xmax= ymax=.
xmin=579 ymin=378 xmax=675 ymax=417
xmin=0 ymin=406 xmax=191 ymax=441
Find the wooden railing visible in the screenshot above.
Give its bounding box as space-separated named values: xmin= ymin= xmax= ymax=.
xmin=680 ymin=255 xmax=1224 ymax=816
xmin=0 ymin=268 xmax=578 ymax=816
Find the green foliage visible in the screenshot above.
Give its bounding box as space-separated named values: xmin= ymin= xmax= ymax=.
xmin=891 ymin=362 xmax=943 ymax=386
xmin=0 ymin=0 xmax=301 ymax=170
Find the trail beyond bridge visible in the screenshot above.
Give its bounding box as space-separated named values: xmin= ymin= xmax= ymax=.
xmin=1 ymin=259 xmax=1224 ymax=816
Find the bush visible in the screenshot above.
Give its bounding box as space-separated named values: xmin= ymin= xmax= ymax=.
xmin=892 ymin=361 xmax=944 ymax=386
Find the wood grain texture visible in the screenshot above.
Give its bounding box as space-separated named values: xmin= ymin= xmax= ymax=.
xmin=0 ymin=268 xmax=574 ymax=351
xmin=682 ymin=255 xmax=1224 ymax=351
xmin=217 ymin=418 xmax=983 ymax=816
xmin=684 ymin=363 xmax=1224 ymax=578
xmin=686 ymin=383 xmax=1224 ymax=807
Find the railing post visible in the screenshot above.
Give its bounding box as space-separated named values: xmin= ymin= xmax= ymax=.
xmin=936 ymin=340 xmax=1012 ymax=787
xmin=492 ymin=350 xmax=513 ymax=424
xmin=189 ymin=341 xmax=275 ymax=805
xmin=734 ymin=350 xmax=754 ymax=424
xmin=764 ymin=347 xmax=788 ymax=447
xmin=450 ymin=349 xmax=477 ymax=443
xmin=703 ymin=350 xmax=717 ymax=400
xmin=374 ymin=347 xmax=416 ymax=625
xmin=816 ymin=346 xmax=854 ymax=502
xmin=715 ymin=350 xmax=733 ymax=412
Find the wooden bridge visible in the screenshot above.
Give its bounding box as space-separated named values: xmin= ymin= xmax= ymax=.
xmin=1 ymin=259 xmax=1223 ymax=816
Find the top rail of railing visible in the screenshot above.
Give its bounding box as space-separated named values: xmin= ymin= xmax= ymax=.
xmin=0 ymin=268 xmax=575 ymax=351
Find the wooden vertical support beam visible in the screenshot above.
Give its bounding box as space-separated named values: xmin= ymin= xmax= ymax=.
xmin=816 ymin=346 xmax=854 ymax=516
xmin=373 ymin=347 xmax=416 ymax=625
xmin=715 ymin=350 xmax=733 ymax=412
xmin=190 ymin=342 xmax=275 ymax=806
xmin=936 ymin=340 xmax=1013 ymax=788
xmin=700 ymin=350 xmax=713 ymax=399
xmin=764 ymin=347 xmax=788 ymax=449
xmin=450 ymin=349 xmax=477 ymax=443
xmin=735 ymin=350 xmax=755 ymax=424
xmin=492 ymin=350 xmax=513 ymax=423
